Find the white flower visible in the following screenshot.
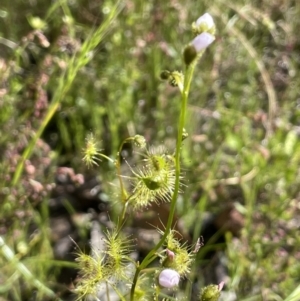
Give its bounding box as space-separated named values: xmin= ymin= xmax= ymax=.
xmin=158 ymin=269 xmax=180 ymax=288
xmin=195 ymin=13 xmax=215 ymax=31
xmin=191 ymin=32 xmax=215 ymax=52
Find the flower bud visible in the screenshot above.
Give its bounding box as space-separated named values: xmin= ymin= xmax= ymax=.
xmin=183 ymin=33 xmax=214 ymax=65
xmin=133 ymin=135 xmax=146 ymax=149
xmin=196 ymin=13 xmax=215 ymax=31
xmin=192 ymin=13 xmax=216 ymax=35
xmin=158 ymin=269 xmax=180 ymax=288
xmin=182 ymin=128 xmax=189 ymax=141
xmin=183 ymin=44 xmax=197 ymax=65
xmin=166 ymin=249 xmax=175 ymax=261
xmin=168 ymin=71 xmax=184 ymax=92
xmin=199 ymin=282 xmax=224 ymax=301
xmin=160 ymin=70 xmax=170 ymax=80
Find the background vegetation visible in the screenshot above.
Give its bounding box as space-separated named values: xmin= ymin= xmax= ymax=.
xmin=0 ymin=0 xmax=300 ymax=300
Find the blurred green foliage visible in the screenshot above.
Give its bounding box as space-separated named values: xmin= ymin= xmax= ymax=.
xmin=1 ymin=0 xmax=300 ymax=300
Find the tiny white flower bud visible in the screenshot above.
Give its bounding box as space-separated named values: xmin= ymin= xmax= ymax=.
xmin=191 ymin=32 xmax=215 ymax=53
xmin=158 ymin=269 xmax=180 ymax=288
xmin=166 ymin=249 xmax=175 ymax=261
xmin=196 ymin=13 xmax=215 ymax=30
xmin=133 ymin=135 xmax=146 ymax=149
xmin=218 ymin=281 xmax=225 ymax=291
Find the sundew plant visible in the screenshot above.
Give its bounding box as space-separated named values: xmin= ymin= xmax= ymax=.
xmin=77 ymin=12 xmax=223 ymax=301
xmin=2 ymin=1 xmax=300 ymax=300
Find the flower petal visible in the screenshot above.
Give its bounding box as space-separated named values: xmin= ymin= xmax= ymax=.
xmin=158 ymin=269 xmax=180 ymax=288
xmin=196 ymin=13 xmax=215 ymax=30
xmin=191 ymin=33 xmax=215 ymax=52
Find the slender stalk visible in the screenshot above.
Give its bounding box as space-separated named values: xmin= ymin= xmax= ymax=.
xmin=115 ymin=139 xmax=131 ymax=202
xmin=116 ymin=136 xmax=144 ymax=231
xmin=107 ymin=281 xmax=127 ymax=301
xmin=99 ymin=153 xmax=115 ymax=163
xmin=114 ymin=138 xmax=132 ymax=233
xmin=115 ymin=199 xmax=130 ymax=234
xmin=106 ymin=281 xmax=111 ymax=301
xmin=11 ymin=1 xmax=121 ymax=187
xmin=130 ymin=63 xmax=196 ymax=301
xmin=11 ymin=91 xmax=62 ymax=186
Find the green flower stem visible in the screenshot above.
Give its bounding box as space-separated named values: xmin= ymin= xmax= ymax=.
xmin=106 ymin=282 xmax=111 ymax=301
xmin=108 ymin=281 xmax=127 ymax=301
xmin=115 ymin=138 xmax=135 ymax=232
xmin=11 ymin=98 xmax=60 ymax=187
xmin=0 ymin=236 xmax=61 ymax=300
xmin=130 ymin=63 xmax=196 ymax=301
xmin=117 ymin=199 xmax=129 ymax=231
xmin=116 ymin=138 xmax=133 ymax=203
xmin=99 ymin=153 xmax=115 ymax=163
